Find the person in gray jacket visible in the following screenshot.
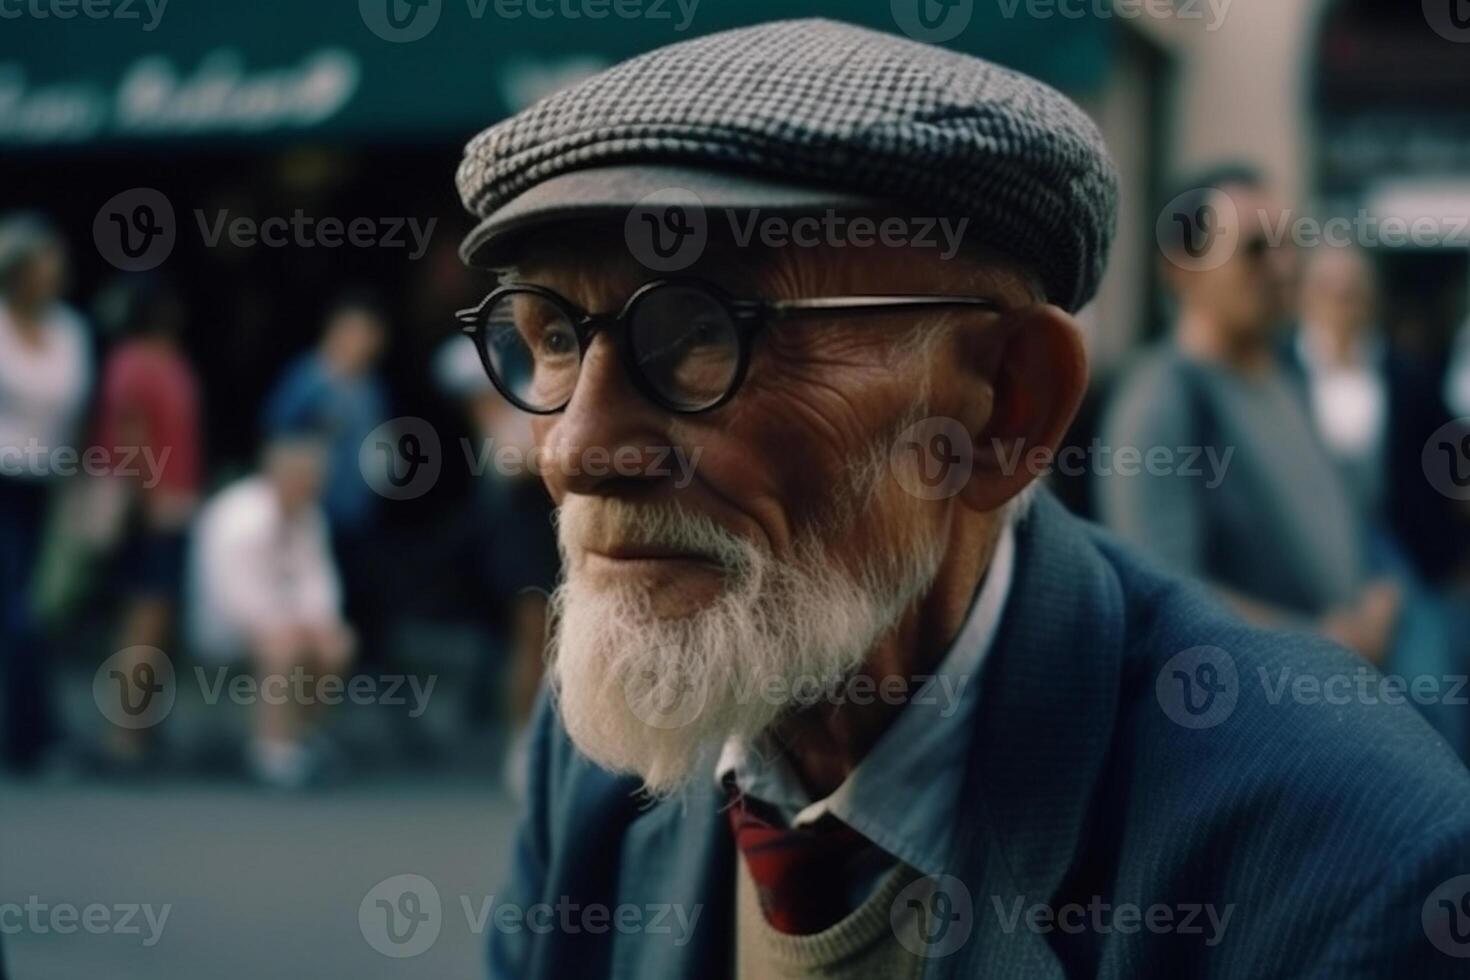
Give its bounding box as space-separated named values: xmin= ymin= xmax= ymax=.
xmin=1099 ymin=167 xmax=1402 ymax=664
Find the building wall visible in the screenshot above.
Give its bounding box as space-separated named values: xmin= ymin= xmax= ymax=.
xmin=1084 ymin=0 xmax=1328 ymax=362
xmin=1163 ymin=0 xmax=1321 ymax=206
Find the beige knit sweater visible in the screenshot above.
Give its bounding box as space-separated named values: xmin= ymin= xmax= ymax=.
xmin=734 ymin=855 xmax=932 ymax=979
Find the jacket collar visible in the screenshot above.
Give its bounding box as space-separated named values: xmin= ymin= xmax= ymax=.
xmin=945 ymin=489 xmax=1123 ymax=978
xmin=611 ymin=489 xmax=1123 ymax=979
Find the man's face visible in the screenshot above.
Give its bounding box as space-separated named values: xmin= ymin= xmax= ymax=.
xmin=7 ymin=243 xmax=66 ymax=309
xmin=519 ymin=233 xmax=966 ymax=794
xmin=1302 ymin=249 xmax=1376 ymax=344
xmin=323 ymin=310 xmax=386 ymax=376
xmin=1181 ymin=185 xmax=1295 ymax=341
xmin=269 ymin=448 xmax=324 ymax=517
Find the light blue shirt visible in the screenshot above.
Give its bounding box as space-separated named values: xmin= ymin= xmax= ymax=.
xmin=262 ymin=353 xmax=388 ymax=532
xmin=716 ymin=522 xmax=1016 ymax=880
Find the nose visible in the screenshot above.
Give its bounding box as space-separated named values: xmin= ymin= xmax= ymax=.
xmin=537 ymin=333 xmax=682 ymax=501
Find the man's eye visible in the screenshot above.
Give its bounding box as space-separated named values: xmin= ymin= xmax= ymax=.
xmin=536 ymin=325 xmax=577 ymax=356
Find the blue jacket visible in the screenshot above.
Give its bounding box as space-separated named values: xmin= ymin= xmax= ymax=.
xmin=491 ymin=490 xmax=1470 ymax=978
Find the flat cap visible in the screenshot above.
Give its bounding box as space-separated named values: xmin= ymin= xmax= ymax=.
xmin=456 ymin=18 xmax=1118 ymax=312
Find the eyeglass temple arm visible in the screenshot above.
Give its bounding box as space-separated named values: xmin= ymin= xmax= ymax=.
xmin=456 ymin=294 xmax=1006 ymax=329
xmin=455 ymin=303 xmax=488 ymax=330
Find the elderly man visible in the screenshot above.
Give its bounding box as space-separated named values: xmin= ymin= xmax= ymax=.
xmin=451 ymin=20 xmax=1470 ymax=979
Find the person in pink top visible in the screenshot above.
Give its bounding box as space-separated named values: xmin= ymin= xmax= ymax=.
xmin=93 ymin=275 xmax=203 ymax=767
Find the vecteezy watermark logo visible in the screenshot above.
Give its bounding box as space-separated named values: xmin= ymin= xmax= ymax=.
xmin=362 ymin=0 xmax=697 ymax=41
xmin=1156 ymin=646 xmax=1238 ymax=729
xmin=1162 ymin=196 xmax=1470 ymax=270
xmin=624 ymin=188 xmax=707 ymax=273
xmin=623 ymin=661 xmax=709 ymax=732
xmin=96 ymin=191 xmax=436 ymax=267
xmin=1258 ymin=666 xmax=1469 ymax=709
xmin=0 ymin=898 xmax=171 ymax=947
xmin=993 ymin=0 xmax=1233 ymax=32
xmin=481 ymin=0 xmax=699 ymax=29
xmin=93 ymin=187 xmax=176 ymax=272
xmin=360 ymin=876 xmax=703 ymax=956
xmin=1424 ymin=0 xmax=1470 ymax=43
xmin=360 ymin=0 xmax=442 ymax=42
xmin=1423 ymin=418 xmax=1470 ymax=501
xmin=1423 ymin=874 xmax=1470 ymax=958
xmin=460 ymin=438 xmax=703 ymax=489
xmin=726 ymin=211 xmax=969 ymax=259
xmin=1156 ymin=188 xmax=1240 ymax=272
xmin=0 ymin=0 xmax=170 ymax=31
xmin=360 ymin=417 xmax=442 ymax=500
xmin=360 ymin=874 xmax=442 ymax=958
xmin=195 ymin=667 xmax=436 ymax=717
xmin=992 ymin=895 xmax=1233 ymax=945
xmin=988 ymin=437 xmax=1234 ymax=488
xmin=194 ymin=209 xmax=437 ymax=259
xmin=92 ymin=646 xmax=176 ymax=730
xmin=0 ymin=440 xmax=173 ymax=484
xmin=625 ymin=668 xmax=970 ymax=731
xmin=891 ymin=0 xmax=973 ymax=42
xmin=892 ymin=874 xmax=973 ymax=958
xmin=891 ymin=417 xmax=973 ymax=500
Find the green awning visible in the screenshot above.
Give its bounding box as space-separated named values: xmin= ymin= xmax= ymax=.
xmin=0 ymin=0 xmax=1112 ymax=147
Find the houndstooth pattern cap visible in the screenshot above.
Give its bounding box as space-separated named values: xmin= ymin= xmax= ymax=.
xmin=456 ymin=18 xmax=1118 ymax=312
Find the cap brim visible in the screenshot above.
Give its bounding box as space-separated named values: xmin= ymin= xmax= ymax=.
xmin=458 ymin=163 xmax=896 ymax=268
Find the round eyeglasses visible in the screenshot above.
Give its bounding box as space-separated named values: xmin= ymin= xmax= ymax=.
xmin=456 ymin=278 xmax=1004 ymax=415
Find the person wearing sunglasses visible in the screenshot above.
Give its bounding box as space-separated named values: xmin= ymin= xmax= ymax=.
xmin=453 ymin=22 xmax=1470 ymax=980
xmin=1101 ymin=167 xmax=1407 ymax=666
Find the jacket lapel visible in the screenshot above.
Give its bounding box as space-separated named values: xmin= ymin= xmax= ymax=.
xmin=611 ymin=780 xmax=735 ymax=980
xmin=940 ymin=491 xmax=1124 ymax=979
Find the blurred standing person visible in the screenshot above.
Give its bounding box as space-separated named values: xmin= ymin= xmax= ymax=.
xmin=1099 ymin=168 xmax=1400 ymax=662
xmin=91 ymin=276 xmax=203 ymax=768
xmin=1289 ymin=247 xmax=1466 ymax=583
xmin=435 ymin=337 xmax=559 ymax=797
xmin=0 ymin=214 xmax=91 ymax=774
xmin=263 ymin=293 xmax=390 ymax=665
xmin=1289 ymin=247 xmax=1470 ymax=756
xmin=187 ymin=437 xmax=355 ymax=788
xmin=1447 ymin=317 xmax=1470 ymax=421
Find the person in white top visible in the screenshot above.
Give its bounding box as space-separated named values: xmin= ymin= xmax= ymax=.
xmin=0 ymin=213 xmax=91 ymax=773
xmin=188 ymin=437 xmax=355 ymax=787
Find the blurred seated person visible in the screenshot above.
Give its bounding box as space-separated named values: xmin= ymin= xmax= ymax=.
xmin=91 ymin=275 xmax=203 ymax=768
xmin=187 ymin=437 xmax=354 ymax=788
xmin=1100 ymin=167 xmax=1401 ymax=664
xmin=263 ymin=292 xmax=390 ymax=664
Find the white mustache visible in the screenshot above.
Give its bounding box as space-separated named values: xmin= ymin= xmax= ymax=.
xmin=556 ymin=497 xmax=756 ymax=572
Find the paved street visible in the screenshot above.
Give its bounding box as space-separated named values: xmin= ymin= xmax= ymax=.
xmin=1 ymin=774 xmax=518 ymax=979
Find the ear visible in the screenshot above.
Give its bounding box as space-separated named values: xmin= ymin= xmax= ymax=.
xmin=955 ymin=304 xmax=1088 ymax=514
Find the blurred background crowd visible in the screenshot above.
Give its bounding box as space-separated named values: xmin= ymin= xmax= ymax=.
xmin=3 ymin=0 xmax=1470 ymax=976
xmin=0 ymin=214 xmax=560 ymax=786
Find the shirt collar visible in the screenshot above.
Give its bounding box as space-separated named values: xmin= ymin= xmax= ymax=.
xmin=716 ymin=521 xmax=1016 ymax=877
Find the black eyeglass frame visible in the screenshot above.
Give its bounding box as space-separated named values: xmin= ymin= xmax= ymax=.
xmin=455 ymin=277 xmax=1006 ymax=415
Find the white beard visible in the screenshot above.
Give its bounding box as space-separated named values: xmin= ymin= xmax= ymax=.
xmin=547 ymin=452 xmax=944 ymax=798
